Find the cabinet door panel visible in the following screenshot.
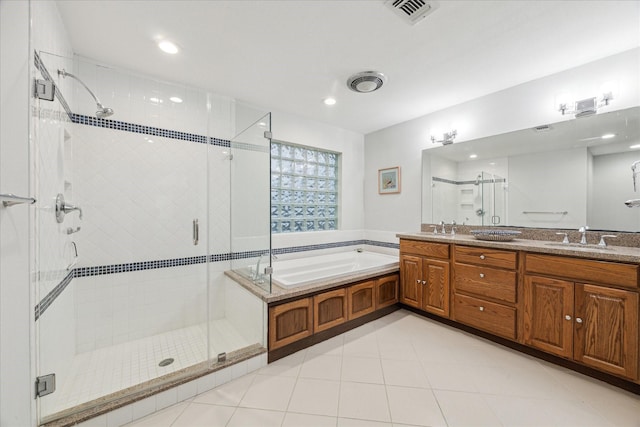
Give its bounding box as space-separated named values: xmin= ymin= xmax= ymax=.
xmin=523 ymin=275 xmax=574 ymax=358
xmin=314 ymin=289 xmax=348 ymax=333
xmin=348 ymin=280 xmax=376 ymax=320
xmin=574 ymin=284 xmax=638 ymax=380
xmin=400 ymin=255 xmax=422 ymax=308
xmin=376 ymin=274 xmax=399 ymax=309
xmin=423 ymin=259 xmax=450 ymax=317
xmin=269 ymin=298 xmax=313 ymax=350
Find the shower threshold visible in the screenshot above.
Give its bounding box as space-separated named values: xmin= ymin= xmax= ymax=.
xmin=40 ymin=321 xmax=265 ymax=427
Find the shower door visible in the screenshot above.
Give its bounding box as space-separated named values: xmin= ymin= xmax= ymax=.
xmin=229 ymin=114 xmax=272 ymax=293
xmin=34 ymin=52 xmax=211 ymax=423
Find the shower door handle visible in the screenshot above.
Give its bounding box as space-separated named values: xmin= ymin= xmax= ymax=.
xmin=193 ymin=219 xmax=199 ymax=245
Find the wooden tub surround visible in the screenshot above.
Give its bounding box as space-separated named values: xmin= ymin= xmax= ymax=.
xmin=397 ymin=232 xmax=640 ymax=394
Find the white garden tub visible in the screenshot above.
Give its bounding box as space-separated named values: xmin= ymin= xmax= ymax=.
xmin=271 ymin=251 xmax=398 ymax=289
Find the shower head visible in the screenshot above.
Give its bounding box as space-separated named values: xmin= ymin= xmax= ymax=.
xmin=58 ymin=69 xmax=114 ymax=118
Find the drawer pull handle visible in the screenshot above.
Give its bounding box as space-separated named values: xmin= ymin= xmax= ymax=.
xmin=565 ymin=315 xmax=572 ymax=321
xmin=576 ymin=317 xmax=583 ymax=324
xmin=479 ymin=255 xmax=485 ymax=260
xmin=479 ymin=306 xmax=485 ymax=312
xmin=479 ymin=273 xmax=485 ymax=278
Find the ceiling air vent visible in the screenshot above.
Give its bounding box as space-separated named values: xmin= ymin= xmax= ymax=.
xmin=385 ymin=0 xmax=439 ymax=25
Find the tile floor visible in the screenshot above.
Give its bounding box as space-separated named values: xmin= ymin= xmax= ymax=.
xmin=44 ymin=320 xmax=250 ymax=418
xmin=125 ymin=310 xmax=640 ymax=427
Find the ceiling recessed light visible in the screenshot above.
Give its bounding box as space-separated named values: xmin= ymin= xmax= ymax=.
xmin=630 ymin=144 xmax=640 ymax=149
xmin=601 ymin=133 xmax=616 ymax=139
xmin=158 ymin=40 xmax=179 ymax=54
xmin=469 ymin=154 xmax=478 ymax=159
xmin=323 ymin=97 xmax=336 ymax=106
xmin=169 ymin=96 xmax=183 ymax=103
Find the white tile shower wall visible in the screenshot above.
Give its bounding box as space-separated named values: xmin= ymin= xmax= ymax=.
xmin=71 ymin=57 xmax=237 ymax=139
xmin=37 ymin=281 xmax=77 ymax=418
xmin=74 ymin=265 xmax=207 ymax=353
xmin=72 ymin=124 xmax=209 ymax=266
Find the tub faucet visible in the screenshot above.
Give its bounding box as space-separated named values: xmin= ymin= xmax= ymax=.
xmin=254 ymin=251 xmax=272 ymax=282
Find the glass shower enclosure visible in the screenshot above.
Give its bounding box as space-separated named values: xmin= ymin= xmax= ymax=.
xmin=33 ymin=52 xmax=268 ymax=424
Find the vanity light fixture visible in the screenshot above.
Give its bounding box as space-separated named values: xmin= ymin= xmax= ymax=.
xmin=431 ymin=130 xmax=457 ymax=145
xmin=558 ymin=92 xmax=613 ymax=118
xmin=158 ymin=40 xmax=179 ymax=54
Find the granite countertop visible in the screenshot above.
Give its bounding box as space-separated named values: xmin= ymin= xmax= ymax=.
xmin=397 ymin=232 xmax=640 ymax=264
xmin=226 ymin=264 xmax=400 ymax=304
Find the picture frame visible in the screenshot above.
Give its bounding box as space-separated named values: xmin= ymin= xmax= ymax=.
xmin=378 ymin=166 xmax=401 ymax=194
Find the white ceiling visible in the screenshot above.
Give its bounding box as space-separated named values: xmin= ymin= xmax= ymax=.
xmin=55 ymin=0 xmax=640 ymax=135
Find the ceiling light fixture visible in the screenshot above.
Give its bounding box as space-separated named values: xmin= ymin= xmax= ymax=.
xmin=149 ymin=97 xmax=163 ymax=104
xmin=469 ymin=154 xmax=478 ymax=159
xmin=323 ymin=97 xmax=337 ymax=106
xmin=630 ymin=144 xmax=640 ymax=149
xmin=431 ymin=130 xmax=457 ymax=145
xmin=558 ymin=92 xmax=613 ymax=118
xmin=169 ymin=96 xmax=183 ymax=103
xmin=601 ymin=133 xmax=615 ymax=139
xmin=158 ymin=40 xmax=179 ymax=54
xmin=347 ymin=71 xmax=387 ymax=93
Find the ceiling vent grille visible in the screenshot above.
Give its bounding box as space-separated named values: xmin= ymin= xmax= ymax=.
xmin=385 ymin=0 xmax=439 ymax=25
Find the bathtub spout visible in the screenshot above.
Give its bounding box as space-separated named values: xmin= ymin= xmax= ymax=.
xmin=254 ymin=251 xmax=271 ymax=282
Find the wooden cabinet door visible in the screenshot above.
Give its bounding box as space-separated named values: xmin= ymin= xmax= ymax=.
xmin=269 ymin=298 xmax=313 ymax=350
xmin=348 ymin=280 xmax=376 ymax=320
xmin=422 ymin=258 xmax=450 ymax=317
xmin=314 ymin=289 xmax=348 ymax=333
xmin=400 ymin=255 xmax=422 ymax=308
xmin=523 ymin=275 xmax=574 ymax=358
xmin=574 ymin=284 xmax=639 ymax=380
xmin=376 ymin=274 xmax=399 ymax=309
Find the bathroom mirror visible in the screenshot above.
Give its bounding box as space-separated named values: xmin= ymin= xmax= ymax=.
xmin=422 ymin=106 xmax=640 ymax=232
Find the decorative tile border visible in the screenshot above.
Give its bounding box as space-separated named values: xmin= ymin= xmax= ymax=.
xmin=34 ymin=240 xmax=399 ymax=320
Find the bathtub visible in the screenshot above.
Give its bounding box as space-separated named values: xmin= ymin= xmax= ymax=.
xmin=271 ymin=251 xmax=399 ymax=289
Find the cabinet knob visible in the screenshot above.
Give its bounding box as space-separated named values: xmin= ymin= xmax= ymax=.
xmin=479 ymin=255 xmax=485 ymax=260
xmin=421 ymin=280 xmax=427 ymax=285
xmin=416 ymin=279 xmax=421 ymax=284
xmin=576 ymin=317 xmax=583 ymax=324
xmin=479 ymin=273 xmax=485 ymax=278
xmin=479 ymin=306 xmax=485 ymax=312
xmin=565 ymin=315 xmax=572 ymax=321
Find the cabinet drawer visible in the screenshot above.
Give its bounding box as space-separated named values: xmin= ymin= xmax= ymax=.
xmin=400 ymin=239 xmax=449 ymax=259
xmin=454 ymin=263 xmax=517 ymax=303
xmin=525 ymin=253 xmax=639 ymax=289
xmin=454 ymin=245 xmax=517 ymax=270
xmin=453 ymin=294 xmax=516 ymax=340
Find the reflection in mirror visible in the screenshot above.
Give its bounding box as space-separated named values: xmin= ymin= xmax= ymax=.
xmin=422 ymin=106 xmax=640 ymax=232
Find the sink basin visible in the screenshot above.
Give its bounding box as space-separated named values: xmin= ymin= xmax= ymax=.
xmin=544 ymin=242 xmax=613 ymax=251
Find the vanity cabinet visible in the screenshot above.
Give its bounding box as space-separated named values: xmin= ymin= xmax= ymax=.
xmin=400 ymin=240 xmax=450 ymax=317
xmin=524 ymin=254 xmax=639 ymax=380
xmin=452 ymin=245 xmax=518 ymax=340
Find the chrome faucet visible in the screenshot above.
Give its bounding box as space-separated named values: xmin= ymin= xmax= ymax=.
xmin=450 ymin=220 xmax=457 ymax=235
xmin=253 ymin=251 xmax=272 ymax=282
xmin=440 ymin=221 xmax=446 ymax=234
xmin=578 ymin=226 xmax=589 ymax=245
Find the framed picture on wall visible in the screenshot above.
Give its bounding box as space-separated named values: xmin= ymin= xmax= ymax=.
xmin=378 ymin=166 xmax=400 ymax=194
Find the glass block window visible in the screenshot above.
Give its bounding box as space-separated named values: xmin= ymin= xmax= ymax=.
xmin=271 ymin=141 xmax=339 ymax=233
